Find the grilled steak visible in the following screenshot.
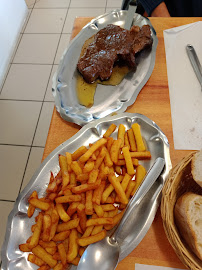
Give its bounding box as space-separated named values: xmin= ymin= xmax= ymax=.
xmin=77 ymin=24 xmax=153 ymax=83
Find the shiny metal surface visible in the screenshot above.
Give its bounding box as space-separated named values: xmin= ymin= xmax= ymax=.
xmin=77 ymin=158 xmax=165 ymax=270
xmin=52 ymin=10 xmax=158 ymax=126
xmin=186 ymin=44 xmax=202 ymax=90
xmin=1 ymin=113 xmax=171 ymax=270
xmin=124 ymin=0 xmax=137 ymax=30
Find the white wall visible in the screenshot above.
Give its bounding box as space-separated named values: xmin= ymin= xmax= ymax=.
xmin=0 ymin=0 xmax=28 ymax=88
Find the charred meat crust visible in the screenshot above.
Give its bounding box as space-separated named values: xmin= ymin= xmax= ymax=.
xmin=77 ymin=24 xmax=153 ymax=83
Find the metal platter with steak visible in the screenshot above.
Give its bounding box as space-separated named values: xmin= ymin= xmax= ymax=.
xmin=76 ymin=24 xmax=153 ymax=108
xmin=52 ymin=10 xmax=158 ymax=126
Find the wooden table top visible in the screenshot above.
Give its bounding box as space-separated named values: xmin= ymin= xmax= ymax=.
xmin=42 ymin=17 xmax=202 ymax=269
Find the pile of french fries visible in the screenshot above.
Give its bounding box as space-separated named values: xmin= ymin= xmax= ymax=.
xmin=19 ymin=123 xmax=151 ymax=270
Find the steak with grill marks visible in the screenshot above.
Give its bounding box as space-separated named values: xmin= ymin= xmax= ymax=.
xmin=77 ymin=24 xmax=153 ymax=83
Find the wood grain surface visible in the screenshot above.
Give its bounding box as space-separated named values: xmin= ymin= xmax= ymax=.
xmin=42 ymin=17 xmax=202 ymax=269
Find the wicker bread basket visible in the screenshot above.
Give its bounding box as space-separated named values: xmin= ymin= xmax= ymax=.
xmin=161 ymin=151 xmax=202 ymax=270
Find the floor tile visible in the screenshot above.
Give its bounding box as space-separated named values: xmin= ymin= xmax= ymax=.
xmin=34 ymin=0 xmax=70 ymax=8
xmin=0 ymin=145 xmax=30 ymax=200
xmin=33 ymin=102 xmax=54 ymax=147
xmin=1 ymin=64 xmax=52 ymax=101
xmin=21 ymin=146 xmax=44 ymax=191
xmin=70 ymin=0 xmax=107 ymax=8
xmin=13 ymin=34 xmax=60 ymax=64
xmin=0 ymin=201 xmax=14 ymax=261
xmin=25 ymin=9 xmax=67 ymax=33
xmin=25 ymin=0 xmax=36 ymax=8
xmin=63 ymin=8 xmax=105 ymax=33
xmin=54 ymin=34 xmax=71 ymax=64
xmin=45 ymin=65 xmax=58 ymax=101
xmin=0 ymin=100 xmax=42 ymax=145
xmin=107 ymin=0 xmax=123 ymax=8
xmin=21 ymin=9 xmax=32 ymax=33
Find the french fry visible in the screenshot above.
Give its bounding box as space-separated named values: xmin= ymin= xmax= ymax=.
xmin=70 ymin=172 xmax=77 ymax=185
xmin=29 ymin=212 xmax=43 ymax=249
xmin=65 ymin=152 xmax=72 ymax=173
xmin=124 ymin=131 xmax=130 ymax=150
xmin=79 ymin=247 xmax=85 ymax=257
xmin=32 ymin=245 xmax=57 ymax=268
xmin=94 ymin=147 xmax=106 ymax=169
xmin=92 ymin=180 xmax=106 ymax=205
xmin=127 ymin=128 xmax=137 ymax=151
xmin=108 ymin=174 xmax=128 ymax=204
xmin=115 ymin=165 xmax=122 ymax=175
xmin=85 ymin=190 xmax=93 ymax=215
xmin=122 ymin=146 xmax=135 ymax=175
xmin=104 ymin=148 xmax=113 ymax=167
xmin=88 ymin=169 xmax=99 ymax=183
xmin=86 ymin=217 xmax=113 ymax=227
xmin=82 ymin=225 xmax=94 ymax=238
xmin=131 ymin=123 xmax=146 ymax=152
xmin=49 ymin=208 xmax=59 ymax=240
xmin=103 ymin=124 xmax=116 ymax=138
xmin=78 ymin=230 xmax=107 ymax=247
xmin=93 ymin=203 xmax=104 ymax=217
xmin=29 ymin=198 xmax=50 ymax=211
xmin=72 ymin=146 xmax=88 ymax=161
xmin=57 ymin=218 xmax=80 ymax=233
xmin=110 ymin=138 xmax=122 ymax=164
xmin=27 ymin=190 xmax=38 ymax=218
xmin=58 ymin=243 xmax=67 ymax=266
xmin=54 ymin=262 xmax=65 ymax=270
xmin=56 ymin=203 xmax=70 ymax=222
xmin=42 ymin=214 xmax=52 ymax=242
xmin=55 ymin=195 xmax=81 ymax=204
xmin=77 ymin=173 xmax=89 ymax=182
xmin=19 ymin=243 xmax=31 ymax=252
xmin=79 ymin=138 xmax=107 ymax=163
xmin=101 ymin=204 xmax=116 ymax=212
xmin=118 ymin=151 xmax=151 ymax=160
xmin=83 ymin=159 xmax=95 ymax=173
xmin=71 ymin=181 xmax=100 ymax=194
xmin=38 ymin=265 xmax=51 ymax=270
xmin=28 ymin=253 xmax=46 ymax=267
xmin=117 ymin=124 xmax=125 ymax=147
xmin=71 ymin=257 xmax=80 ymax=266
xmin=71 ymin=161 xmax=82 ymax=176
xmin=77 ymin=203 xmax=87 ymax=233
xmin=52 ymin=231 xmax=70 ymax=242
xmin=131 ymin=165 xmax=146 ymax=196
xmin=106 ymin=137 xmax=114 ymax=152
xmin=67 ymin=202 xmax=79 ymax=217
xmin=104 ymin=210 xmax=125 ymax=230
xmin=101 ymin=175 xmax=123 ymax=203
xmin=59 ymin=155 xmax=70 ymax=188
xmin=66 ymin=229 xmax=79 ymax=262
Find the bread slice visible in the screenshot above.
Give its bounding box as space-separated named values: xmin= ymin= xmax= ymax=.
xmin=191 ymin=151 xmax=202 ymax=188
xmin=174 ymin=192 xmax=202 ymax=260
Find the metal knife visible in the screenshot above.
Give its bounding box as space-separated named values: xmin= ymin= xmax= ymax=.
xmin=186 ymin=44 xmax=202 ymax=91
xmin=124 ymin=0 xmax=137 ymax=30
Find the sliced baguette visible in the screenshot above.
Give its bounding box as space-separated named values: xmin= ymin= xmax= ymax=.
xmin=191 ymin=151 xmax=202 ymax=188
xmin=174 ymin=192 xmax=202 ymax=260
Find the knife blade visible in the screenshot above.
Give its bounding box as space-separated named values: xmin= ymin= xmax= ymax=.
xmin=186 ymin=44 xmax=202 ymax=91
xmin=124 ymin=0 xmax=137 ymax=30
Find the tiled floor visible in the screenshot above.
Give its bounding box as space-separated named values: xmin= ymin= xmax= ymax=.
xmin=0 ymin=0 xmax=122 ymax=264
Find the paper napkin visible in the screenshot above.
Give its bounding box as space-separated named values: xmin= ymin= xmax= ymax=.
xmin=164 ymin=21 xmax=202 ymax=150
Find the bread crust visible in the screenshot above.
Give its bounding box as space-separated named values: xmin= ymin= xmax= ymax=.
xmin=174 ymin=192 xmax=202 ymax=260
xmin=191 ymin=151 xmax=202 ymax=188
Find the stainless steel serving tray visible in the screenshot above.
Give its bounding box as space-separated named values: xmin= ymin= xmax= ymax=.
xmin=52 ymin=10 xmax=158 ymax=126
xmin=1 ymin=113 xmax=171 ymax=270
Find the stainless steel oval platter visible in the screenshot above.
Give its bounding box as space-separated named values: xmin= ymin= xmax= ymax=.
xmin=52 ymin=10 xmax=158 ymax=126
xmin=1 ymin=113 xmax=171 ymax=270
